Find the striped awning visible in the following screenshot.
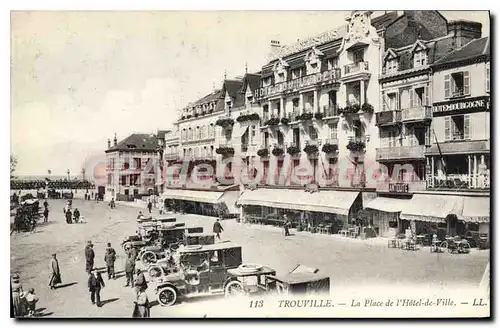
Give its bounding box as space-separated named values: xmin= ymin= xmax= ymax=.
xmin=162 ymin=189 xmax=223 ymax=204
xmin=461 ymin=196 xmax=490 ymax=223
xmin=237 ymin=188 xmax=358 ymax=216
xmin=400 ymin=194 xmax=463 ymax=223
xmin=365 ymin=197 xmax=411 ymax=213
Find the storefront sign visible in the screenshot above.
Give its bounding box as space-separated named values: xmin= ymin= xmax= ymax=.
xmin=389 ymin=183 xmax=409 ymax=193
xmin=432 ymin=96 xmax=490 ymax=114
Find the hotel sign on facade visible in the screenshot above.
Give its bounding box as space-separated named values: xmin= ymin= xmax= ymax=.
xmin=432 ymin=96 xmax=490 ymax=115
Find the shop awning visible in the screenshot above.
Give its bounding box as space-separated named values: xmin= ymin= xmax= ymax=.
xmin=400 ymin=194 xmax=463 ymax=223
xmin=163 ymin=188 xmax=223 ymax=204
xmin=218 ymin=190 xmax=240 ymax=214
xmin=237 ymin=188 xmax=359 ymax=216
xmin=461 ymin=196 xmax=490 ymax=223
xmin=365 ymin=197 xmax=411 ymax=213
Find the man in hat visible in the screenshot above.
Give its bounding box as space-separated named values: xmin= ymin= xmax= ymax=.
xmin=213 ymin=219 xmax=224 ymax=241
xmin=49 ymin=253 xmax=61 ymax=290
xmin=88 ymin=269 xmax=105 ymax=307
xmin=104 ymin=242 xmax=116 ymax=280
xmin=43 ymin=206 xmax=49 ymax=224
xmin=85 ymin=241 xmax=95 ymax=274
xmin=134 ymin=268 xmax=148 ymax=294
xmin=124 ymin=247 xmax=135 ymax=288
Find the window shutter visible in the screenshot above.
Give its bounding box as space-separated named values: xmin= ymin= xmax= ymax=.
xmin=463 ymin=71 xmax=470 ymax=96
xmin=444 ymin=74 xmax=450 ymax=98
xmin=382 ymin=92 xmax=387 ymax=110
xmin=464 ymin=115 xmax=470 ymax=139
xmin=424 ymin=85 xmax=430 ymax=106
xmin=409 ymin=88 xmax=414 ymax=108
xmin=425 ymin=126 xmax=430 ymax=146
xmin=486 ymin=65 xmax=490 ymax=93
xmin=444 ymin=117 xmax=451 ymax=141
xmin=395 ymin=92 xmax=400 ymax=110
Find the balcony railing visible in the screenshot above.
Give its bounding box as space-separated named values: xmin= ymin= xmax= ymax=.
xmin=322 ymin=105 xmax=338 ymax=118
xmin=450 ymin=87 xmax=466 ymax=98
xmin=164 ymin=153 xmax=180 ymax=160
xmin=256 ymin=68 xmax=341 ymax=99
xmin=343 ymin=61 xmax=369 ymax=75
xmin=428 ymin=174 xmax=490 ymax=190
xmin=324 ymin=138 xmax=338 ymax=145
xmin=347 ymin=136 xmax=366 ymax=143
xmin=376 ymin=180 xmax=427 ymax=193
xmin=376 ymin=110 xmax=402 ymax=126
xmin=287 ymin=110 xmax=301 ymax=121
xmin=401 ymin=106 xmax=432 ymax=122
xmin=376 ymin=145 xmax=426 ymax=161
xmin=305 ymin=139 xmax=322 ymax=147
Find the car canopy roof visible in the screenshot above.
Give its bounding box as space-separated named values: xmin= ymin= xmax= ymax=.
xmin=267 ymin=272 xmax=329 ymax=285
xmin=179 ymin=242 xmax=241 ymax=253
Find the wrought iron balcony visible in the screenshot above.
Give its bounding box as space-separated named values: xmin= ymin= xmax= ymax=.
xmin=324 ymin=138 xmax=338 ymax=146
xmin=376 ymin=145 xmax=426 ymax=161
xmin=376 ymin=110 xmax=402 ymax=126
xmin=322 ymin=105 xmax=338 ymax=118
xmin=401 ymin=106 xmax=432 ymax=122
xmin=376 ymin=180 xmax=427 ymax=193
xmin=164 ymin=153 xmax=181 ymax=160
xmin=256 ymin=68 xmax=341 ymax=99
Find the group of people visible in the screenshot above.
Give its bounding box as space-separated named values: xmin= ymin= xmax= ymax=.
xmin=63 ymin=201 xmax=84 ymax=224
xmin=11 ymin=274 xmax=40 ymax=317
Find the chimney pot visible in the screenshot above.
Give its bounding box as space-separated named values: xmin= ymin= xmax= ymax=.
xmin=107 ymin=139 xmax=111 ymax=149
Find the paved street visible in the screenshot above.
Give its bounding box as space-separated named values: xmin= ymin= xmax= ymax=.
xmin=11 ymin=199 xmax=489 ymax=318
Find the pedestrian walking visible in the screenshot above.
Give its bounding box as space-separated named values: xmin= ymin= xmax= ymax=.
xmin=213 ymin=219 xmax=224 ymax=241
xmin=88 ymin=269 xmax=105 ymax=307
xmin=43 ymin=207 xmax=49 ymax=224
xmin=73 ymin=208 xmax=81 ymax=223
xmin=129 ymin=244 xmax=138 ymax=263
xmin=147 ymin=201 xmax=152 ymax=214
xmin=104 ymin=243 xmax=116 ymax=280
xmin=25 ymin=288 xmax=39 ymax=317
xmin=85 ymin=241 xmax=95 ymax=274
xmin=43 ymin=200 xmax=49 ymax=210
xmin=65 ymin=209 xmax=72 ymax=224
xmin=12 ymin=274 xmax=23 ymax=317
xmin=49 ymin=253 xmax=61 ymax=290
xmin=132 ymin=286 xmax=151 ymax=318
xmin=283 ymin=214 xmax=291 ymax=237
xmin=124 ymin=250 xmax=135 ymax=288
xmin=134 ymin=269 xmax=148 ymax=294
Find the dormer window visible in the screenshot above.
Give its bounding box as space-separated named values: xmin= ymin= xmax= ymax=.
xmin=385 ymin=58 xmax=398 ymax=74
xmin=413 ymin=51 xmax=427 ymax=67
xmin=327 ymin=58 xmax=338 ymax=70
xmin=291 ymin=67 xmax=304 ymax=79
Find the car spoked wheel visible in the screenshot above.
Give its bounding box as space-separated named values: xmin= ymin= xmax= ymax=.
xmin=148 ymin=265 xmax=163 ymax=278
xmin=224 ymin=280 xmax=245 ymax=297
xmin=158 ymin=286 xmax=177 ymax=306
xmin=141 ymin=251 xmax=157 ymax=266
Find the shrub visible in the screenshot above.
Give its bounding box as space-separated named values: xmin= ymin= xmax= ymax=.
xmin=236 ymin=113 xmax=260 ymax=122
xmin=303 ymin=144 xmax=319 ymax=154
xmin=215 ymin=146 xmax=235 ymax=156
xmin=280 ymin=117 xmax=290 ymax=125
xmin=346 ymin=141 xmax=366 ymax=152
xmin=361 ymin=103 xmax=374 ymax=114
xmin=322 ymin=143 xmax=338 ymax=154
xmin=287 ymin=146 xmax=301 ymax=155
xmin=314 ymin=112 xmax=324 ymax=120
xmin=257 ymin=148 xmax=269 ymax=157
xmin=215 ymin=118 xmax=235 ymax=129
xmin=272 ymin=147 xmax=284 ymax=156
xmin=265 ymin=117 xmax=280 ymax=126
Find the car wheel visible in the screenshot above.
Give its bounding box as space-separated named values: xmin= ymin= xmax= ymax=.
xmin=224 ymin=280 xmax=245 ymax=297
xmin=158 ymin=286 xmax=177 ymax=306
xmin=148 ymin=265 xmax=163 ymax=278
xmin=141 ymin=251 xmax=157 ymax=266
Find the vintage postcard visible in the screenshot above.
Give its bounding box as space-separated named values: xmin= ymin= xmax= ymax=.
xmin=10 ymin=10 xmax=490 ymax=319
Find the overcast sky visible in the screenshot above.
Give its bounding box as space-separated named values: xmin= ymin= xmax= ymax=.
xmin=11 ymin=10 xmax=490 ymax=176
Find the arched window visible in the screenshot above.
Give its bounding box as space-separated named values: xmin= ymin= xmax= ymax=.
xmin=194 ymin=147 xmax=199 ymax=158
xmin=182 ymin=129 xmax=186 ymax=141
xmin=210 ymin=145 xmax=214 ymax=157
xmin=202 ymin=146 xmax=207 ymax=158
xmin=209 ymin=124 xmax=215 ymax=137
xmin=188 ymin=128 xmax=193 ymax=140
xmin=201 ymin=126 xmax=206 ymax=139
xmin=196 ymin=126 xmax=201 ymax=139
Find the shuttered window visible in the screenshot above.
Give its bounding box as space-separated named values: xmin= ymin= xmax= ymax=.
xmin=464 ymin=115 xmax=470 ymax=139
xmin=463 ymin=71 xmax=470 ymax=96
xmin=424 ymin=85 xmax=430 ymax=106
xmin=444 ymin=116 xmax=451 ymax=141
xmin=486 ymin=64 xmax=490 ymax=93
xmin=444 ymin=74 xmax=450 ymax=98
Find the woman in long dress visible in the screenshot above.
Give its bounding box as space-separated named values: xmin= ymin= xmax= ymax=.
xmin=133 ymin=286 xmax=150 ymax=318
xmin=11 ymin=274 xmax=23 ymax=317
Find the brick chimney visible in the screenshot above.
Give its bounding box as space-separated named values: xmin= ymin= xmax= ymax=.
xmin=447 ymin=20 xmax=482 ymax=48
xmin=107 ymin=138 xmax=111 ymax=149
xmin=267 ymin=40 xmax=282 ymax=61
xmin=113 ymin=133 xmax=117 ymax=147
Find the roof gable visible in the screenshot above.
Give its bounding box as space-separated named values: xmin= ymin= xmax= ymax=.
xmin=383 ymin=48 xmax=398 ymax=61
xmin=431 ymin=36 xmax=490 ymax=67
xmin=106 ymin=133 xmax=159 ymax=153
xmin=410 ymin=40 xmax=427 ymax=53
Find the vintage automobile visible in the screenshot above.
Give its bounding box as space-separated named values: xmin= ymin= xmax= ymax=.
xmin=155 ymin=242 xmax=243 ymax=306
xmin=225 ymin=264 xmax=329 ymax=297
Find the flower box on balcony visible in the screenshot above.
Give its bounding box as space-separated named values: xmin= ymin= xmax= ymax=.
xmin=215 ymin=118 xmax=235 ymax=129
xmin=257 ymin=148 xmax=269 ymax=157
xmin=346 ymin=140 xmax=366 ymax=152
xmin=287 ymin=146 xmax=301 ymax=156
xmin=194 ymin=113 xmax=199 ymax=118
xmin=361 ymin=103 xmax=374 ymax=114
xmin=193 ymin=159 xmax=216 ymax=165
xmin=322 ymin=143 xmax=338 ymax=154
xmin=314 ymin=112 xmax=324 ymax=120
xmin=186 ymin=114 xmax=192 ymax=119
xmin=215 ymin=146 xmax=235 ymax=156
xmin=272 ymin=147 xmax=285 ymax=157
xmin=303 ymin=144 xmax=319 ymax=155
xmin=236 ymin=113 xmax=260 ymax=122
xmin=280 ymin=117 xmax=290 ymax=125
xmin=265 ymin=117 xmax=280 ymax=126
xmin=181 ymin=116 xmax=186 ymax=120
